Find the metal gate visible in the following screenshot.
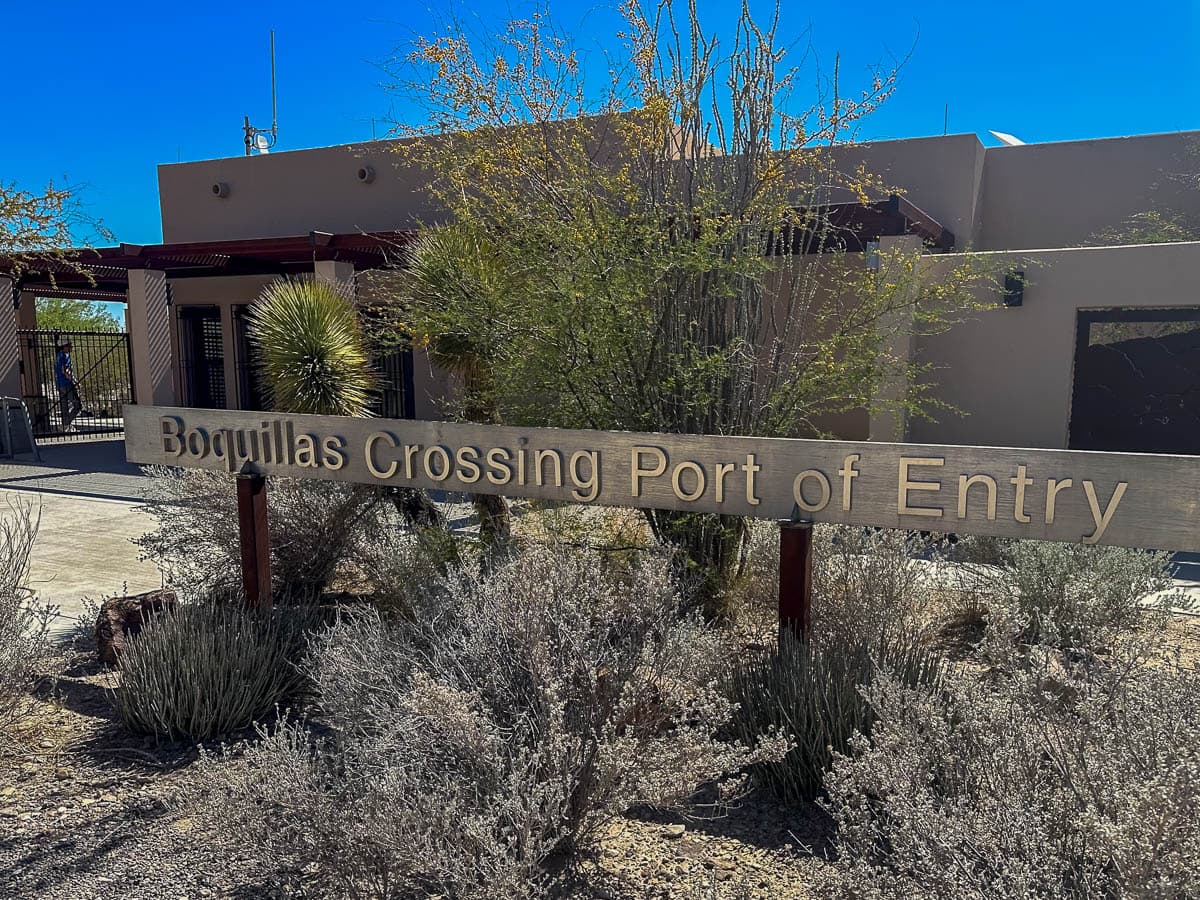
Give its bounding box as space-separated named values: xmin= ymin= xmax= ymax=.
xmin=18 ymin=329 xmax=135 ymax=442
xmin=1068 ymin=307 xmax=1200 ymax=454
xmin=233 ymin=304 xmax=270 ymax=411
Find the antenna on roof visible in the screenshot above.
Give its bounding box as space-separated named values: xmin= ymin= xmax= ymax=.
xmin=989 ymin=130 xmax=1025 ymax=146
xmin=243 ymin=30 xmax=279 ymax=156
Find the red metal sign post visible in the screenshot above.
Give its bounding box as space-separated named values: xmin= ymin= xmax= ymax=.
xmin=236 ymin=473 xmax=272 ymax=608
xmin=778 ymin=520 xmax=813 ymax=640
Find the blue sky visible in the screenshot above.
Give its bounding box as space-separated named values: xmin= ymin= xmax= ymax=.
xmin=4 ymin=0 xmax=1198 ymax=246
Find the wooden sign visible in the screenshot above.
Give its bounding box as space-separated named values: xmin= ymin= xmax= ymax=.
xmin=125 ymin=406 xmax=1200 ymax=551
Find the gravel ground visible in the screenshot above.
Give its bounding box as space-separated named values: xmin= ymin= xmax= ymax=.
xmin=571 ymin=801 xmax=834 ymax=898
xmin=0 ymin=645 xmax=832 ymax=900
xmin=0 ymin=648 xmax=294 ymax=900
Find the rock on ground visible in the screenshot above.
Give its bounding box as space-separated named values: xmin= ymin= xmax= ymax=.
xmin=94 ymin=589 xmax=177 ymax=667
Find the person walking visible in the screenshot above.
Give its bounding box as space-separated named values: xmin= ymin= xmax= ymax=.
xmin=54 ymin=336 xmax=83 ymax=433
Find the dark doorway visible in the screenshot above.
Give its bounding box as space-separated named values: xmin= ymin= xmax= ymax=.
xmin=178 ymin=306 xmax=227 ymax=409
xmin=232 ymin=305 xmax=271 ymax=412
xmin=1068 ymin=307 xmax=1200 ymax=454
xmin=371 ymin=346 xmax=415 ymax=419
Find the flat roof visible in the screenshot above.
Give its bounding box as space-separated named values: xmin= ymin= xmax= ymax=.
xmin=0 ymin=194 xmax=954 ymax=300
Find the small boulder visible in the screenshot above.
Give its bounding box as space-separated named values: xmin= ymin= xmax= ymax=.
xmin=95 ymin=589 xmax=177 ymax=666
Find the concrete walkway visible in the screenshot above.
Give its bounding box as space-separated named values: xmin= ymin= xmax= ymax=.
xmin=0 ymin=439 xmax=147 ymax=502
xmin=0 ymin=438 xmax=159 ymax=638
xmin=3 ymin=490 xmax=161 ymax=638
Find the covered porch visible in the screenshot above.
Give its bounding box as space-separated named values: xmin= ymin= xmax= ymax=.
xmin=0 ymin=230 xmax=426 ymax=436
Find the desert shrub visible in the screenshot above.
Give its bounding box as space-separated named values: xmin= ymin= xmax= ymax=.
xmin=723 ymin=518 xmax=778 ymax=624
xmin=727 ymin=524 xmax=947 ymax=638
xmin=522 ymin=507 xmax=673 ymax=605
xmin=136 ymin=467 xmax=386 ymax=597
xmin=934 ymin=585 xmax=991 ymax=653
xmin=647 ymin=510 xmax=749 ymax=618
xmin=722 ymin=523 xmax=946 ymax=805
xmin=518 ymin=504 xmax=654 ymax=555
xmin=70 ymin=594 xmax=103 ymax=644
xmin=975 ymin=541 xmax=1179 ymax=661
xmin=826 ymin=663 xmax=1200 ymax=898
xmin=947 ymin=533 xmax=1016 ymax=568
xmin=248 ymin=277 xmax=376 ymax=416
xmin=190 ymin=544 xmax=785 ymax=898
xmin=812 ymin=526 xmax=948 ymax=645
xmin=725 ymin=632 xmax=944 ymax=804
xmin=113 ymin=600 xmax=312 ymax=741
xmin=349 ymin=522 xmax=468 ymax=618
xmin=0 ymin=499 xmax=52 ymax=735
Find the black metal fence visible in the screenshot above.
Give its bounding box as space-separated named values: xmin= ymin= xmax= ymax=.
xmin=18 ymin=329 xmax=135 ymax=442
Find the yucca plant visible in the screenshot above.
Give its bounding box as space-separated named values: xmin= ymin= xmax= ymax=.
xmin=113 ymin=601 xmax=313 ymax=741
xmin=401 ymin=226 xmax=519 ymax=550
xmin=249 ymin=276 xmax=446 ymax=563
xmin=725 ymin=632 xmax=944 ymax=803
xmin=248 ymin=278 xmax=375 ymax=416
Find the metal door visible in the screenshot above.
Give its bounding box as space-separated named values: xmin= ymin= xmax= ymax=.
xmin=177 ymin=306 xmax=227 ymax=409
xmin=1069 ymin=307 xmax=1200 ymax=453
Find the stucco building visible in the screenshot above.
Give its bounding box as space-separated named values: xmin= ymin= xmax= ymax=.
xmin=2 ymin=127 xmax=1198 ymax=453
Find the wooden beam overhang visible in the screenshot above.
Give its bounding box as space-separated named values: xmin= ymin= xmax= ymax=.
xmin=0 ymin=230 xmax=418 ymax=300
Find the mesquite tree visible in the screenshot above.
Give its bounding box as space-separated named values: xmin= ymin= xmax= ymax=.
xmin=0 ymin=179 xmax=111 ymax=277
xmin=381 ymin=1 xmax=997 ymax=611
xmin=0 ymin=181 xmax=77 ymax=256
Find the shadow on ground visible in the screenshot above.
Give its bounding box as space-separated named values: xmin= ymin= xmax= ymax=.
xmin=0 ymin=439 xmax=146 ymax=502
xmin=628 ymin=793 xmax=836 ymax=857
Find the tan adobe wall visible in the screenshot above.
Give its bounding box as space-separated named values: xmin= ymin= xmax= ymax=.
xmin=912 ymin=241 xmax=1200 ymax=449
xmin=818 ymin=134 xmax=987 ymax=248
xmin=158 ymin=140 xmax=443 ymax=243
xmin=159 ymin=132 xmax=990 ymax=247
xmin=158 ymin=115 xmax=651 ymax=243
xmin=159 ymin=129 xmax=1200 ymax=253
xmin=978 ymin=132 xmax=1200 ymax=250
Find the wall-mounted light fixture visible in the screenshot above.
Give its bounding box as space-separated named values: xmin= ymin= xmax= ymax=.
xmin=211 ymin=182 xmax=230 ymax=199
xmin=1003 ymin=270 xmax=1025 ymax=307
xmin=865 ymin=240 xmax=880 ymax=271
xmin=356 ymin=165 xmax=375 ymax=184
